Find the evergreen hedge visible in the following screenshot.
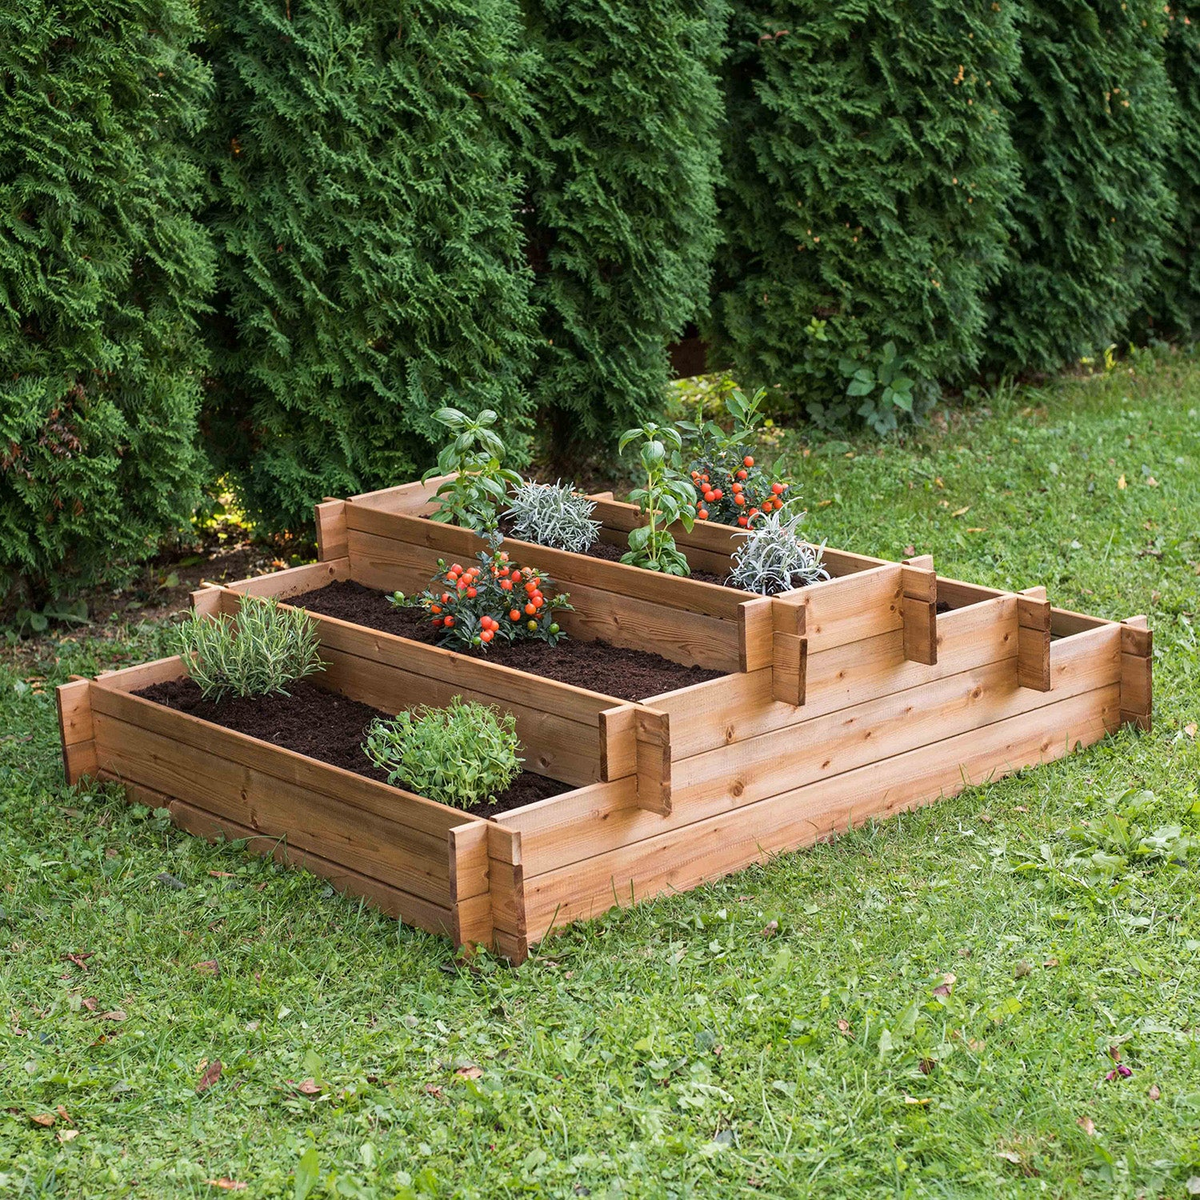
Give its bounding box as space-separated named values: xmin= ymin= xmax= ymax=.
xmin=201 ymin=0 xmax=537 ymax=534
xmin=986 ymin=0 xmax=1175 ymax=372
xmin=1136 ymin=3 xmax=1200 ymax=341
xmin=708 ymin=1 xmax=1021 ymax=421
xmin=0 ymin=2 xmax=213 ymax=604
xmin=519 ymin=0 xmax=726 ymax=457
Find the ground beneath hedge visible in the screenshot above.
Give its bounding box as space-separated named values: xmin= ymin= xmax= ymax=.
xmin=2 ymin=358 xmax=1199 ymax=1197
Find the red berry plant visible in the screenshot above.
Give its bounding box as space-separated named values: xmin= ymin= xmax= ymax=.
xmin=679 ymin=387 xmax=790 ymax=529
xmin=389 ymin=533 xmax=571 ymax=652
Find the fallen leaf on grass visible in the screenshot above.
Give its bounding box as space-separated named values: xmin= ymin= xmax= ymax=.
xmin=423 ymin=1084 xmax=443 ymax=1098
xmin=455 ymin=1065 xmax=483 ymax=1081
xmin=1186 ymin=1177 xmax=1200 ymax=1196
xmin=192 ymin=960 xmax=221 ymax=977
xmin=903 ymin=545 xmax=917 ymax=557
xmin=1117 ymin=475 xmax=1127 ymax=490
xmin=760 ymin=920 xmax=778 ymax=937
xmin=80 ymin=996 xmax=97 ymax=1012
xmin=57 ymin=1130 xmax=79 ymax=1144
xmin=932 ymin=972 xmax=956 ymax=997
xmin=950 ymin=506 xmax=971 ymax=518
xmin=31 ymin=1113 xmax=55 ymax=1127
xmin=55 ymin=1105 xmax=72 ymax=1124
xmin=61 ymin=952 xmax=93 ymax=972
xmin=206 ymin=1180 xmax=247 ymax=1192
xmin=286 ymin=1079 xmax=321 ymax=1095
xmin=1077 ymin=1116 xmax=1096 ymax=1136
xmin=903 ymin=1095 xmax=930 ymax=1105
xmin=1148 ymin=1085 xmax=1161 ymax=1101
xmin=208 ymin=871 xmax=235 ymax=879
xmin=96 ymin=1009 xmax=127 ymax=1022
xmin=1185 ymin=723 xmax=1197 ymax=739
xmin=1014 ymin=961 xmax=1032 ymax=978
xmin=197 ymin=1060 xmax=223 ymax=1094
xmin=836 ymin=1019 xmax=852 ymax=1037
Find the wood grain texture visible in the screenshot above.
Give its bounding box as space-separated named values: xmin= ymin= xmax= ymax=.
xmin=221 ymin=558 xmax=351 ymax=600
xmin=315 ymin=499 xmax=348 ymax=561
xmin=1119 ymin=615 xmax=1153 ymax=730
xmin=1017 ymin=588 xmax=1052 ymax=691
xmin=901 ymin=563 xmax=938 ymax=665
xmin=449 ymin=822 xmax=493 ymax=950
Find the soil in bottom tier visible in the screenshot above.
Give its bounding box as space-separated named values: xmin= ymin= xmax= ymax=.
xmin=135 ymin=678 xmax=565 ymax=819
xmin=288 ymin=581 xmax=724 ymax=701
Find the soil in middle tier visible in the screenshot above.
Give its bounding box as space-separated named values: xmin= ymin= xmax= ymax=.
xmin=135 ymin=677 xmax=565 ymax=819
xmin=289 ymin=580 xmax=724 ymax=701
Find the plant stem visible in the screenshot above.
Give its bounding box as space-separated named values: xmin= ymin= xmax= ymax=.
xmin=646 ymin=464 xmax=658 ymax=565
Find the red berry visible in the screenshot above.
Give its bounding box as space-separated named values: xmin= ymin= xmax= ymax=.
xmin=743 ymin=455 xmax=754 ymax=467
xmin=510 ymin=608 xmax=521 ymax=621
xmin=711 ymin=489 xmax=723 ymax=501
xmin=736 ymin=469 xmax=748 ymax=481
xmin=738 ymin=516 xmax=748 ymax=527
xmin=698 ymin=508 xmax=709 ymax=520
xmin=772 ymin=482 xmax=784 ymax=495
xmin=443 ymin=616 xmax=454 ymax=628
xmin=480 ymin=629 xmax=494 ymax=642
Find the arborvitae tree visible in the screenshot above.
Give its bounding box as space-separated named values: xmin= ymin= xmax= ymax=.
xmin=1134 ymin=3 xmax=1200 ymax=341
xmin=708 ymin=2 xmax=1020 ymax=419
xmin=202 ymin=0 xmax=537 ymax=534
xmin=987 ymin=1 xmax=1175 ymax=372
xmin=519 ymin=0 xmax=726 ymax=458
xmin=0 ymin=2 xmax=213 ymax=605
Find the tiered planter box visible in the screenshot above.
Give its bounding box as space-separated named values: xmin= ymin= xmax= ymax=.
xmin=58 ymin=476 xmax=1153 ymax=963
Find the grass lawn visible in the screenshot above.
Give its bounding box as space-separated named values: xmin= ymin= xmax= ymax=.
xmin=3 ymin=354 xmax=1199 ymax=1199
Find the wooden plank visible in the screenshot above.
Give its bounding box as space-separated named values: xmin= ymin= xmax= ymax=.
xmin=635 ymin=707 xmax=671 ymax=816
xmin=507 ymin=625 xmax=1121 ymax=876
xmin=449 ymin=822 xmax=493 ymax=950
xmin=775 ymin=563 xmax=904 ymax=654
xmin=349 ymin=473 xmax=454 ymax=513
xmin=739 ymin=596 xmax=774 ymax=673
xmin=1120 ymin=615 xmax=1153 ymax=731
xmin=599 ymin=705 xmax=638 ymax=781
xmin=1017 ymin=587 xmax=1052 ymax=691
xmin=901 ymin=562 xmax=938 ymax=665
xmin=90 ymin=683 xmax=472 ymax=841
xmin=521 ymin=685 xmax=1120 ymax=934
xmin=1051 ymin=607 xmax=1115 ymax=637
xmin=346 ymin=527 xmax=742 ymax=673
xmin=588 ymin=496 xmax=888 ymax=577
xmin=191 ymin=584 xmax=222 ymax=618
xmin=315 ymin=499 xmax=348 ymax=562
xmin=221 ymin=558 xmax=351 ymax=600
xmin=486 ymin=826 xmax=527 ymax=963
xmin=106 ymin=776 xmax=455 ymax=937
xmin=92 ymin=713 xmax=455 ymax=902
xmin=345 ymin=503 xmax=749 ymax=620
xmin=936 ymin=577 xmax=1008 ymax=609
xmin=771 ymin=596 xmax=807 ymax=706
xmin=95 ymin=655 xmax=191 ymax=692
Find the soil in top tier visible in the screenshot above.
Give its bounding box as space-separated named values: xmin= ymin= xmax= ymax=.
xmin=288 ymin=580 xmax=724 ymax=701
xmin=135 ymin=677 xmax=565 ymax=819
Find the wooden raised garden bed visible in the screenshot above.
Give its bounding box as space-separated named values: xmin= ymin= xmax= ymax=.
xmin=58 ymin=476 xmax=1153 ymax=964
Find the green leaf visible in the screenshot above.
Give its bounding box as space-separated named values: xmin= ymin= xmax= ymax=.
xmin=640 ymin=440 xmax=666 ymax=470
xmin=847 ymin=379 xmax=874 ymax=397
xmin=627 ymin=524 xmax=652 ymax=552
xmin=618 ymin=429 xmax=642 ymax=453
xmin=294 ymin=1147 xmax=319 ymax=1200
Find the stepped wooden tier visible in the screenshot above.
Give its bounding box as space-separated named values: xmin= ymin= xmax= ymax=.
xmin=58 ymin=474 xmax=1153 ymax=963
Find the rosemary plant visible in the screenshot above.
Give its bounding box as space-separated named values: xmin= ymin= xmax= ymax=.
xmin=727 ymin=506 xmax=829 ymax=595
xmin=176 ymin=598 xmax=325 ymax=702
xmin=363 ymin=697 xmax=523 ymax=809
xmin=504 ymin=480 xmax=601 ymax=552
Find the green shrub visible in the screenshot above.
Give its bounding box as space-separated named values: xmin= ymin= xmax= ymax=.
xmin=177 ymin=598 xmax=324 ymax=702
xmin=504 ymin=480 xmax=600 ymax=552
xmin=1134 ymin=3 xmax=1200 ymax=341
xmin=727 ymin=505 xmax=828 ymax=594
xmin=201 ymin=0 xmax=537 ymax=534
xmin=0 ymin=1 xmax=214 ymax=606
xmin=986 ymin=1 xmax=1176 ymax=372
xmin=709 ymin=0 xmax=1020 ymax=421
xmin=363 ymin=698 xmax=523 ymax=808
xmin=520 ymin=0 xmax=726 ymax=457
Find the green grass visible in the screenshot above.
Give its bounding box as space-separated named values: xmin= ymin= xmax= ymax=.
xmin=3 ymin=354 xmax=1200 ymax=1198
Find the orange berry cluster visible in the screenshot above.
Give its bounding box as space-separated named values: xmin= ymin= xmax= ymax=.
xmin=690 ymin=453 xmax=789 ymax=528
xmin=407 ymin=546 xmax=568 ymax=652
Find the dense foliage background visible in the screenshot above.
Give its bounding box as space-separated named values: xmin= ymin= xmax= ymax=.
xmin=3 ymin=0 xmax=1199 ymax=597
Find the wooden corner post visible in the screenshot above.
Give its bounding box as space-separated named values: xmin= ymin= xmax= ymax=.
xmin=901 ymin=556 xmax=938 ymax=666
xmin=598 ymin=704 xmax=672 ymax=815
xmin=1016 ymin=586 xmax=1052 ymax=691
xmin=314 ymin=498 xmax=348 ymax=562
xmin=770 ymin=595 xmax=807 ymax=706
xmin=56 ymin=677 xmax=97 ymax=785
xmin=1119 ymin=615 xmax=1153 ymax=731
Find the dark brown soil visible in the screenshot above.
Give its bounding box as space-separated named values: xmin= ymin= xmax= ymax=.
xmin=135 ymin=678 xmax=566 ymax=818
xmin=289 ymin=581 xmax=724 ymax=700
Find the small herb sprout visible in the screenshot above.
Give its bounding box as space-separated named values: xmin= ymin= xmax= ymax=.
xmin=176 ymin=597 xmax=325 ymax=702
xmin=618 ymin=422 xmax=694 ymax=575
xmin=425 ymin=407 xmax=522 ymax=534
xmin=727 ymin=505 xmax=829 ymax=595
xmin=363 ymin=697 xmax=522 ymax=809
xmin=504 ymin=480 xmax=601 ymax=552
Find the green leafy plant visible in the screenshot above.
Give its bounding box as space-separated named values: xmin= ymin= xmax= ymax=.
xmin=838 ymin=343 xmax=929 ymax=436
xmin=504 ymin=480 xmax=601 ymax=552
xmin=4 ymin=599 xmax=89 ymax=643
xmin=727 ymin=505 xmax=829 ymax=595
xmin=390 ymin=532 xmax=571 ymax=652
xmin=176 ymin=598 xmax=325 ymax=702
xmin=424 ymin=407 xmax=524 ymax=535
xmin=678 ymin=387 xmax=790 ymax=528
xmin=363 ymin=697 xmax=522 ymax=809
xmin=618 ymin=423 xmax=695 ymax=575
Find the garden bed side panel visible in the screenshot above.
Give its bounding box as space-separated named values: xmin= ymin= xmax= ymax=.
xmin=513 ymin=682 xmax=1120 ymax=939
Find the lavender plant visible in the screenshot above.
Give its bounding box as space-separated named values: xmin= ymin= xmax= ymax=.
xmin=504 ymin=480 xmax=601 ymax=552
xmin=727 ymin=506 xmax=829 ymax=595
xmin=176 ymin=597 xmax=325 ymax=701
